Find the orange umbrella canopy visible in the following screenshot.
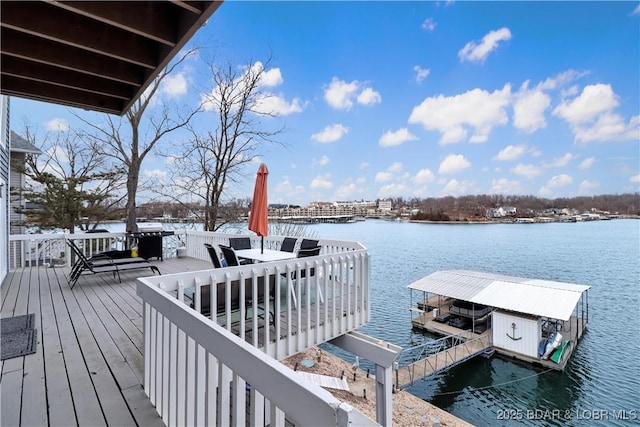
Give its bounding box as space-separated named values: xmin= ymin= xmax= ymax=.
xmin=248 ymin=163 xmax=269 ymax=238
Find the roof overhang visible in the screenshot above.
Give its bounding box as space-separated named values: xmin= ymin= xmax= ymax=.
xmin=0 ymin=1 xmax=222 ymax=115
xmin=408 ymin=270 xmax=591 ymax=321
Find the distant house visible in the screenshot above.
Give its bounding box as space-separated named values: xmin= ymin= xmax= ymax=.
xmin=378 ymin=199 xmax=392 ymax=211
xmin=10 ymin=130 xmax=42 ymax=234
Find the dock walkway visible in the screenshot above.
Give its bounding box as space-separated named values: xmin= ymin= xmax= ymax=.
xmin=396 ymin=333 xmax=492 ymax=390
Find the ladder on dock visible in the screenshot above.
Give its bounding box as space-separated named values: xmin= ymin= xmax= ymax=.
xmin=394 ymin=333 xmax=493 ymax=390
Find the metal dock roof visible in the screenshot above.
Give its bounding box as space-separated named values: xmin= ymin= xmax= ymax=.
xmin=408 ymin=270 xmax=591 ymax=321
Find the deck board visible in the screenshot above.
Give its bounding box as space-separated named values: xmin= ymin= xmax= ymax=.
xmin=0 ymin=257 xmax=209 ymax=427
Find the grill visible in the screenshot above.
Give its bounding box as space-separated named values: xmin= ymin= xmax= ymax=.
xmin=128 ymin=223 xmax=174 ymax=260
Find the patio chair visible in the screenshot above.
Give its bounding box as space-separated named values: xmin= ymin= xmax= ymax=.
xmin=280 ymin=237 xmax=298 ymax=252
xmin=204 ymin=243 xmax=222 ymax=268
xmin=68 ymin=239 xmax=147 ymax=281
xmin=222 ymin=242 xmax=252 ymax=265
xmin=193 ymin=275 xmax=276 ymax=326
xmin=67 ymin=240 xmax=160 ymax=288
xmin=229 ymin=237 xmax=252 ymax=250
xmin=300 ymin=238 xmax=319 ymax=250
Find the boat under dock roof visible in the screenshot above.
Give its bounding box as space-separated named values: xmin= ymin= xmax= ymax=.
xmin=408 ymin=270 xmax=590 ymax=321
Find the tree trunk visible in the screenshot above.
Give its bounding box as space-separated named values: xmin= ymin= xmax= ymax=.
xmin=126 ymin=165 xmax=140 ymax=232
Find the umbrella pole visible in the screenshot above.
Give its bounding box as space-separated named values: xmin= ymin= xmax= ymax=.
xmin=261 ymin=236 xmax=264 ymax=254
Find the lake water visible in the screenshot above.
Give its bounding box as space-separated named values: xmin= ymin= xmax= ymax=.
xmin=109 ymin=219 xmax=639 ymax=425
xmin=304 ymin=219 xmax=639 ymax=427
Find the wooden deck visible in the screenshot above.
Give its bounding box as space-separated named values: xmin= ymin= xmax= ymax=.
xmin=0 ymin=257 xmax=212 ymax=427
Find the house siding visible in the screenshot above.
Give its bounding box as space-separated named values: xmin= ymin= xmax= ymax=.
xmin=1 ymin=96 xmax=9 ymax=281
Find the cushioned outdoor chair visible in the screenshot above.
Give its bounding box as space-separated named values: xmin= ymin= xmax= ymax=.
xmin=300 ymin=239 xmax=319 ymax=250
xmin=204 ymin=243 xmax=223 ymax=268
xmin=67 ymin=240 xmax=160 ymax=288
xmin=280 ymin=237 xmax=298 ymax=252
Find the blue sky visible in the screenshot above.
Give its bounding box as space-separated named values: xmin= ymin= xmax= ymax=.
xmin=10 ymin=1 xmax=640 ymax=206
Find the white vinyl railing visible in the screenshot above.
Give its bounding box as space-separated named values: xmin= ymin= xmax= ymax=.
xmin=137 ymin=281 xmax=376 ymax=426
xmin=139 ymin=246 xmax=370 ymax=360
xmin=136 ymin=236 xmax=374 ymax=426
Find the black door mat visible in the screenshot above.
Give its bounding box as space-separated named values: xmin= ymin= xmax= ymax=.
xmin=1 ymin=314 xmax=38 ymax=360
xmin=1 ymin=329 xmax=37 ymax=360
xmin=1 ymin=313 xmax=35 ymax=334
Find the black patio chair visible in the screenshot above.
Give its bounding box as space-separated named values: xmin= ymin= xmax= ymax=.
xmin=67 ymin=240 xmax=160 ymax=288
xmin=229 ymin=237 xmax=252 ymax=250
xmin=280 ymin=237 xmax=298 ymax=252
xmin=300 ymin=239 xmax=319 ymax=250
xmin=219 ymin=245 xmax=240 ymax=267
xmin=204 ymin=243 xmax=222 ymax=268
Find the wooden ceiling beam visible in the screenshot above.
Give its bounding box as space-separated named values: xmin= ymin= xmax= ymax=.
xmin=1 ymin=75 xmax=125 ymax=114
xmin=2 ymin=1 xmax=158 ymax=68
xmin=1 ymin=56 xmax=134 ymax=100
xmin=49 ymin=1 xmax=178 ymax=46
xmin=1 ymin=28 xmax=144 ymax=86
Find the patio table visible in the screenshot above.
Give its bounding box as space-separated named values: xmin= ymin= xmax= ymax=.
xmin=234 ymin=248 xmax=297 ymax=263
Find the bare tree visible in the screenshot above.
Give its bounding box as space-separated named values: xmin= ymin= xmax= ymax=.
xmin=11 ymin=127 xmax=125 ymax=233
xmin=75 ymin=49 xmax=201 ymax=232
xmin=157 ymin=59 xmax=283 ymax=231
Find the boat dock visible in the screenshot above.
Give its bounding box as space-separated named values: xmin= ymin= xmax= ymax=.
xmin=407 ymin=270 xmax=591 ymax=371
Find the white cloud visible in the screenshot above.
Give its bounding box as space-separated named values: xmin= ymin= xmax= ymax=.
xmin=553 ymin=84 xmax=639 ymax=143
xmin=633 ymin=4 xmax=640 ymax=15
xmin=310 ymin=174 xmax=333 ymax=190
xmin=494 ymin=144 xmax=528 ymax=161
xmin=510 ymin=163 xmax=543 ymax=179
xmin=359 ymin=162 xmax=371 ymax=170
xmin=275 ymin=179 xmax=305 ymax=196
xmin=458 ymin=27 xmax=512 ymax=63
xmin=311 ymin=124 xmax=349 ymax=143
xmin=375 ymin=172 xmax=394 ymax=183
xmin=357 ymin=87 xmax=382 ymax=106
xmin=578 ymin=180 xmax=599 ymax=194
xmin=438 ymin=154 xmax=471 ymax=175
xmin=323 ymin=77 xmax=381 ymax=110
xmin=259 ymin=67 xmax=284 ymax=87
xmin=547 ymin=174 xmax=573 ymax=188
xmin=543 ymin=153 xmax=573 ymax=168
xmin=334 ymin=183 xmax=361 ymax=199
xmin=388 ymin=162 xmax=403 ymax=173
xmin=553 ymin=84 xmax=618 ymax=124
xmin=324 ymin=77 xmax=359 ymax=110
xmin=161 ymin=72 xmax=188 ymax=98
xmin=314 ymin=155 xmax=330 ymax=166
xmin=378 ymin=183 xmax=408 ymax=198
xmin=408 ymin=84 xmax=511 ymax=144
xmin=630 ymin=174 xmax=640 ymax=184
xmin=356 ymin=176 xmax=366 ymax=184
xmin=539 ymin=174 xmax=573 ymax=197
xmin=578 ymin=157 xmax=596 ymax=170
xmin=144 ymin=169 xmax=167 ymax=179
xmin=255 ymin=94 xmax=304 ymax=115
xmin=44 ymin=118 xmax=69 ymax=132
xmin=421 ymin=17 xmax=437 ymax=32
xmin=413 ymin=168 xmax=436 ymax=184
xmin=441 ymin=179 xmax=474 ymax=196
xmin=513 ymin=81 xmax=551 ymax=133
xmin=491 ymin=178 xmax=522 ymax=194
xmin=379 ymin=128 xmax=418 ymax=147
xmin=201 ymin=61 xmax=301 ymax=116
xmin=572 ymin=113 xmax=639 ymax=144
xmin=538 ymin=69 xmax=588 ymax=91
xmin=413 ymin=66 xmax=431 ymax=83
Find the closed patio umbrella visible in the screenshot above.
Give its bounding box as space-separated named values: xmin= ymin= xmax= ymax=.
xmin=248 ymin=163 xmax=269 ymax=253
